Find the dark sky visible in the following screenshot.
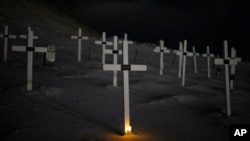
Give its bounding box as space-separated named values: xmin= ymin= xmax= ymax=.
xmin=46 ymin=0 xmax=249 ymax=60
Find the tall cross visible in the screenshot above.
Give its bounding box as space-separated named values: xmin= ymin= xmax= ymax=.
xmin=153 ymin=40 xmax=170 ymax=75
xmin=202 ymin=46 xmax=215 ymax=79
xmin=12 ymin=27 xmax=47 ymax=91
xmin=230 ymin=47 xmax=241 ymax=90
xmin=103 ymin=36 xmax=122 ymax=87
xmin=70 ymin=28 xmax=89 ymax=62
xmin=103 ymin=40 xmax=147 ymax=135
xmin=214 ymin=40 xmax=238 ymax=116
xmin=95 ymin=32 xmax=113 ymax=64
xmin=192 ymin=46 xmax=199 ymax=73
xmin=175 ymin=40 xmax=193 ymax=86
xmin=0 ymin=25 xmax=17 ymax=61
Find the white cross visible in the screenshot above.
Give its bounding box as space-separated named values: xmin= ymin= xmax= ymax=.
xmin=118 ymin=33 xmax=133 ymax=44
xmin=230 ymin=47 xmax=241 ymax=90
xmin=202 ymin=46 xmax=215 ymax=79
xmin=12 ymin=27 xmax=47 ymax=91
xmin=103 ymin=40 xmax=147 ymax=135
xmin=103 ymin=36 xmax=122 ymax=87
xmin=175 ymin=40 xmax=193 ymax=86
xmin=175 ymin=42 xmax=183 ymax=78
xmin=214 ymin=40 xmax=238 ymax=116
xmin=70 ymin=28 xmax=89 ymax=62
xmin=153 ymin=40 xmax=170 ymax=75
xmin=95 ymin=32 xmax=113 ymax=64
xmin=192 ymin=46 xmax=199 ymax=73
xmin=0 ymin=25 xmax=17 ymax=61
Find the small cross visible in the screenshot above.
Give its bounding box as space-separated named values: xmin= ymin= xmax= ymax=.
xmin=153 ymin=40 xmax=170 ymax=75
xmin=70 ymin=28 xmax=89 ymax=62
xmin=95 ymin=32 xmax=113 ymax=64
xmin=202 ymin=46 xmax=215 ymax=79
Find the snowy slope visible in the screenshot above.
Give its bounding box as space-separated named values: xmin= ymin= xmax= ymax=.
xmin=0 ymin=24 xmax=250 ymax=141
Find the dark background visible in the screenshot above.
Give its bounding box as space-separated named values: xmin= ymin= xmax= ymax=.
xmin=45 ymin=0 xmax=249 ymax=60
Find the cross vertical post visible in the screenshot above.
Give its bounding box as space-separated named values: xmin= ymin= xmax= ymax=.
xmin=178 ymin=42 xmax=183 ymax=78
xmin=181 ymin=40 xmax=187 ymax=86
xmin=192 ymin=46 xmax=198 ymax=73
xmin=0 ymin=25 xmax=16 ymax=61
xmin=123 ymin=40 xmax=131 ymax=135
xmin=224 ymin=41 xmax=231 ymax=116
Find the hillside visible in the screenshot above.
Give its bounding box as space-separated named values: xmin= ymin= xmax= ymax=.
xmin=0 ymin=0 xmax=99 ymax=36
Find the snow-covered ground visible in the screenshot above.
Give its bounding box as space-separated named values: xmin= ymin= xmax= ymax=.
xmin=1 ymin=19 xmax=250 ymax=141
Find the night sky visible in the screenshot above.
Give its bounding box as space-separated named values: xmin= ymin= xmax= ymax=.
xmin=45 ymin=0 xmax=249 ymax=60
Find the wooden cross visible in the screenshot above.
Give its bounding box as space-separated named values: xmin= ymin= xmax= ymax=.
xmin=70 ymin=28 xmax=89 ymax=62
xmin=12 ymin=27 xmax=47 ymax=91
xmin=103 ymin=36 xmax=122 ymax=87
xmin=153 ymin=40 xmax=170 ymax=75
xmin=0 ymin=25 xmax=17 ymax=61
xmin=230 ymin=47 xmax=241 ymax=90
xmin=103 ymin=40 xmax=147 ymax=135
xmin=192 ymin=46 xmax=199 ymax=73
xmin=202 ymin=46 xmax=215 ymax=79
xmin=214 ymin=40 xmax=238 ymax=116
xmin=95 ymin=32 xmax=113 ymax=64
xmin=175 ymin=40 xmax=193 ymax=86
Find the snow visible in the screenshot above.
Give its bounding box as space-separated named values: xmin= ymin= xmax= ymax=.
xmin=1 ymin=13 xmax=250 ymax=141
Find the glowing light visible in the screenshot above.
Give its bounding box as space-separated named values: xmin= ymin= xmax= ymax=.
xmin=125 ymin=125 xmax=132 ymax=135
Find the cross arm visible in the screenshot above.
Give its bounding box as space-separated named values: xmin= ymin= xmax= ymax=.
xmin=103 ymin=64 xmax=147 ymax=71
xmin=20 ymin=35 xmax=38 ymax=39
xmin=12 ymin=46 xmax=47 ymax=52
xmin=103 ymin=49 xmax=122 ymax=55
xmin=214 ymin=58 xmax=238 ymax=65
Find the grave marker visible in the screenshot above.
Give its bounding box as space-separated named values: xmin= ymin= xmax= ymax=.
xmin=0 ymin=25 xmax=17 ymax=61
xmin=103 ymin=36 xmax=122 ymax=87
xmin=202 ymin=46 xmax=215 ymax=79
xmin=214 ymin=40 xmax=238 ymax=116
xmin=192 ymin=46 xmax=199 ymax=73
xmin=95 ymin=32 xmax=113 ymax=64
xmin=153 ymin=40 xmax=170 ymax=75
xmin=103 ymin=40 xmax=147 ymax=135
xmin=175 ymin=40 xmax=193 ymax=86
xmin=70 ymin=28 xmax=89 ymax=62
xmin=230 ymin=47 xmax=241 ymax=90
xmin=12 ymin=27 xmax=47 ymax=91
xmin=175 ymin=42 xmax=183 ymax=78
